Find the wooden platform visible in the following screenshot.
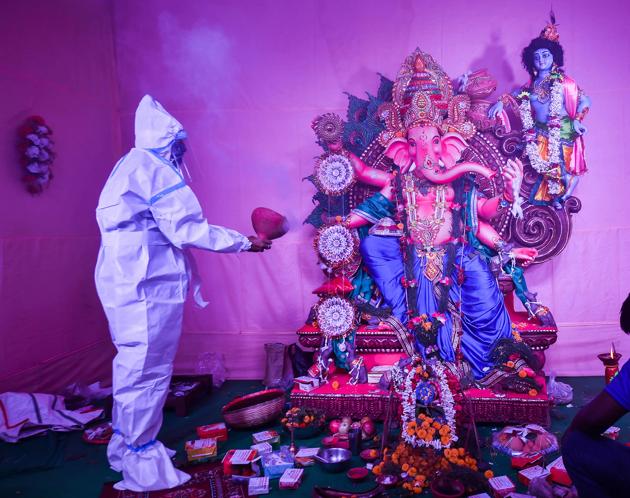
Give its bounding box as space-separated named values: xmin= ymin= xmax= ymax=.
xmin=290 ymin=372 xmax=551 ymax=426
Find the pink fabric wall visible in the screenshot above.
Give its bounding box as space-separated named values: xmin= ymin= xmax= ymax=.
xmin=0 ymin=0 xmax=119 ymax=392
xmin=111 ymin=0 xmax=629 ymax=378
xmin=1 ymin=0 xmax=628 ymax=392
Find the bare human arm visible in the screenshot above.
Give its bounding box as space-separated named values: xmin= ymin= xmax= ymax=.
xmin=565 ymin=391 xmax=627 ymax=438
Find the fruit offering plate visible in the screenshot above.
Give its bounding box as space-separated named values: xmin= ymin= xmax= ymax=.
xmin=492 ymin=423 xmax=558 ymax=456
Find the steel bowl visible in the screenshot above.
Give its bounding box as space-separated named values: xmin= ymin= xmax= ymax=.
xmin=315 ymin=447 xmax=352 ymax=473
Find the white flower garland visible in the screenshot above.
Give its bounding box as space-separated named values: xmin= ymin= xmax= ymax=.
xmin=399 ymin=359 xmax=458 ymax=450
xmin=519 ymin=78 xmax=564 ymax=194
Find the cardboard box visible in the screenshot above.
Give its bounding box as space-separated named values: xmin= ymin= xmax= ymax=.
xmin=261 ymin=450 xmax=295 ymax=479
xmin=185 ymin=438 xmax=217 ymax=462
xmin=251 ymin=442 xmax=273 ymax=455
xmin=517 ymin=465 xmax=550 ymax=486
xmin=602 ymin=426 xmax=620 ymax=440
xmin=252 ymin=430 xmax=280 ymax=445
xmin=196 ymin=422 xmax=228 ymax=442
xmin=248 ymin=476 xmax=269 ymax=495
xmin=488 ymin=476 xmax=516 ymax=498
xmin=222 ymin=449 xmax=259 ymax=477
xmin=294 ymin=447 xmax=320 ymax=467
xmin=546 ymin=456 xmax=572 ymax=486
xmin=510 ymin=454 xmax=543 ymax=469
xmin=279 ymin=468 xmax=304 ymax=489
xmin=294 ymin=376 xmax=320 ymax=392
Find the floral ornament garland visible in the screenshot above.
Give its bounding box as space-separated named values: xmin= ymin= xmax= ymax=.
xmin=18 ymin=116 xmax=55 ymax=194
xmin=400 ymin=358 xmax=458 ymax=450
xmin=518 ymin=74 xmax=564 ymax=195
xmin=311 ymin=113 xmax=344 ymax=146
xmin=313 ymin=152 xmax=355 ymax=196
xmin=316 ymin=296 xmax=356 ymax=339
xmin=315 ymin=224 xmax=358 ymax=268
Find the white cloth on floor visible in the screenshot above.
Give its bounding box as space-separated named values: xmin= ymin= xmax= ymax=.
xmin=0 ymin=392 xmax=103 ymax=443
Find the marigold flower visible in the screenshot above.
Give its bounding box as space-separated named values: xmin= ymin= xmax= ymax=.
xmin=402 ymin=463 xmax=410 ymax=472
xmin=518 ymin=370 xmax=527 ymax=378
xmin=484 ymin=470 xmax=494 ymax=479
xmin=529 ymin=389 xmax=538 ymax=396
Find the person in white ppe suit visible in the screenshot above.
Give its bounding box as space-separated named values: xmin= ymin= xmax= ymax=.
xmin=95 ymin=95 xmax=270 ymax=491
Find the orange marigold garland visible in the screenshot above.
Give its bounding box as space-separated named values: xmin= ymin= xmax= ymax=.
xmin=372 ymin=442 xmax=490 ymax=495
xmin=399 ymin=357 xmax=458 ymax=450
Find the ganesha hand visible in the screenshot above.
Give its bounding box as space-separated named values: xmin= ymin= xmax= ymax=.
xmin=573 ymin=120 xmax=587 ymax=136
xmin=327 ymin=140 xmax=343 ymax=152
xmin=488 ymin=100 xmax=504 ymax=119
xmin=511 ymin=247 xmax=537 ymax=267
xmin=501 ymin=158 xmax=524 ymax=202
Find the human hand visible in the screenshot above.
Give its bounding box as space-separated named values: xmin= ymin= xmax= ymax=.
xmin=573 ymin=120 xmax=587 ymax=136
xmin=501 ymin=158 xmax=523 ymax=202
xmin=247 ymin=236 xmax=272 ymax=252
xmin=488 ymin=100 xmax=504 ymax=119
xmin=511 ymin=247 xmax=537 ymax=267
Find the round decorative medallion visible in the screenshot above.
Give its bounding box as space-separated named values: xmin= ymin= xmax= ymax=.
xmin=314 ymin=153 xmax=355 ymax=196
xmin=313 ymin=113 xmax=344 ymax=144
xmin=315 ymin=224 xmax=358 ymax=268
xmin=316 ymin=296 xmax=356 ymax=338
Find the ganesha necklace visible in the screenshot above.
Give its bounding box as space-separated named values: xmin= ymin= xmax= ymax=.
xmin=403 ymin=174 xmax=447 ymax=281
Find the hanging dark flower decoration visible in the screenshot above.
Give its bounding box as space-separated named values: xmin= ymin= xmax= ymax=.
xmin=18 ymin=116 xmax=55 ymax=194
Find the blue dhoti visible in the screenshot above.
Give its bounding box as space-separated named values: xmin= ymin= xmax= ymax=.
xmin=360 ymin=235 xmax=511 ymax=379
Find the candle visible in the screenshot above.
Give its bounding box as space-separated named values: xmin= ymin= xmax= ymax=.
xmin=598 ymin=344 xmax=622 ymax=384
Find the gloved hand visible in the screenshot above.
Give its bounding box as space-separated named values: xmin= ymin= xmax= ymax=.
xmin=247 ymin=236 xmax=272 ymax=252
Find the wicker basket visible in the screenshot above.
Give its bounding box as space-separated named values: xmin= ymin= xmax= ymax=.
xmin=222 ymin=388 xmax=285 ymax=429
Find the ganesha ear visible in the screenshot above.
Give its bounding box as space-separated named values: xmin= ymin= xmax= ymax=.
xmin=440 ymin=132 xmax=468 ymax=167
xmin=384 ymin=138 xmax=409 ymax=161
xmin=383 ymin=138 xmax=412 ymax=170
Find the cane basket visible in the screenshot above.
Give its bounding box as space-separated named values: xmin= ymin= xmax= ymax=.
xmin=222 ymin=388 xmax=285 ymax=429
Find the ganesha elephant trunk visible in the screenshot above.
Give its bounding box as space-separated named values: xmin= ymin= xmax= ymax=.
xmin=422 ymin=161 xmax=495 ymax=184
